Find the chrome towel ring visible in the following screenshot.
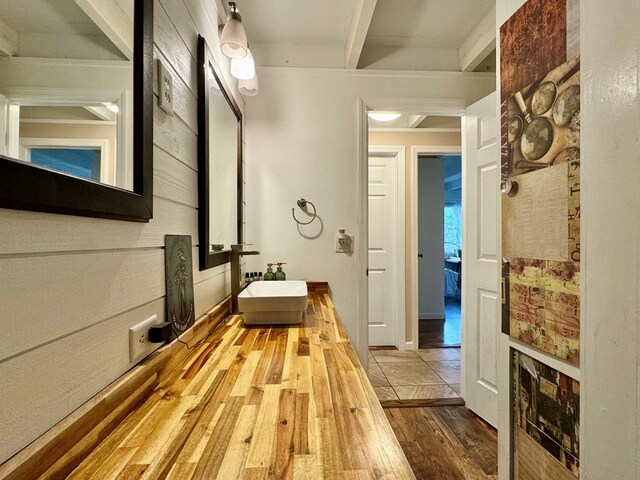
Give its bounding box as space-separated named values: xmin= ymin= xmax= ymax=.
xmin=292 ymin=198 xmax=318 ymax=225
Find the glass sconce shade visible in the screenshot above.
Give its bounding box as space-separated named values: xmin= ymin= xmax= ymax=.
xmin=220 ymin=18 xmax=248 ymax=59
xmin=238 ymin=76 xmax=259 ymax=96
xmin=230 ymin=48 xmax=256 ymax=80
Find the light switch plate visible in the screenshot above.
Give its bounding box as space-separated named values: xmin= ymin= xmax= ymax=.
xmin=335 ymin=234 xmax=353 ymax=254
xmin=157 ymin=59 xmax=174 ymax=115
xmin=129 ymin=314 xmax=160 ymax=363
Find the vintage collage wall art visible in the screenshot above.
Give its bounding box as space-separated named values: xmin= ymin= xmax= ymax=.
xmin=500 ymin=0 xmax=580 ymax=366
xmin=513 ymin=351 xmax=580 ymax=477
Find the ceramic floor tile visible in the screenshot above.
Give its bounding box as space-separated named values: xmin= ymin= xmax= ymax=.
xmin=415 ymin=348 xmax=461 ymax=362
xmin=450 ymin=384 xmax=461 ymax=395
xmin=373 ymin=386 xmax=399 ymax=401
xmin=371 ymin=350 xmax=423 ymax=363
xmin=394 ymin=384 xmax=459 ymax=400
xmin=427 ymin=361 xmax=461 ymax=384
xmin=379 ymin=362 xmax=445 ymax=386
xmin=367 ymin=363 xmax=391 ymax=387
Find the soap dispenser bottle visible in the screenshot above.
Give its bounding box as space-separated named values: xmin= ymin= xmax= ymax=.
xmin=275 ymin=262 xmax=287 ymax=281
xmin=264 ymin=263 xmax=276 ymax=281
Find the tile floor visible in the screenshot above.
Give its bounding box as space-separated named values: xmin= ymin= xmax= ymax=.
xmin=368 ymin=348 xmax=462 ymax=401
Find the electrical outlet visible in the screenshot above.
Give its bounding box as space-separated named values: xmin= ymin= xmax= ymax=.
xmin=157 ymin=60 xmax=174 ymax=115
xmin=129 ymin=314 xmax=160 ymax=363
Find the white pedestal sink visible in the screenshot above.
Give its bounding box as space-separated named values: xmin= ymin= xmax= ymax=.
xmin=238 ymin=280 xmax=308 ymax=325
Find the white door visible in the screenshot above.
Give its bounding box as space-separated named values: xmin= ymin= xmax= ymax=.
xmin=462 ymin=92 xmax=499 ymax=427
xmin=368 ymin=153 xmax=398 ymax=346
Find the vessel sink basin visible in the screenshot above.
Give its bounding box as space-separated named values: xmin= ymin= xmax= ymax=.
xmin=238 ymin=280 xmax=308 ymax=325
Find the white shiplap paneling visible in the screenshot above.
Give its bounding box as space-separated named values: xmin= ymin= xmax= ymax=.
xmin=0 ymin=0 xmax=242 ymax=464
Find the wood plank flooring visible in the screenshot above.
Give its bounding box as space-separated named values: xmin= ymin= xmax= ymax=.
xmin=419 ymin=300 xmax=462 ymax=348
xmin=386 ymin=406 xmax=498 ymax=480
xmin=66 ymin=293 xmax=415 ymax=479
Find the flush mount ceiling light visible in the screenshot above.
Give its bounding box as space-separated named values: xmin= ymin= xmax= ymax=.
xmin=105 ymin=103 xmax=119 ymax=114
xmin=238 ymin=76 xmax=259 ymax=96
xmin=230 ymin=48 xmax=256 ymax=80
xmin=368 ymin=112 xmax=402 ymax=122
xmin=220 ymin=2 xmax=248 ymax=59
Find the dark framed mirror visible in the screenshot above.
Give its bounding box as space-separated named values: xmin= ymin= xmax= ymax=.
xmin=197 ymin=35 xmax=243 ymax=270
xmin=0 ymin=0 xmax=153 ymax=222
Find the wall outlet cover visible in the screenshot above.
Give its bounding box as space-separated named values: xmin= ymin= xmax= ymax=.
xmin=129 ymin=314 xmax=160 ymax=363
xmin=157 ymin=59 xmax=174 ymax=115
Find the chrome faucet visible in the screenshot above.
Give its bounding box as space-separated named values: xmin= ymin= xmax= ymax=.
xmin=230 ymin=244 xmax=260 ymax=313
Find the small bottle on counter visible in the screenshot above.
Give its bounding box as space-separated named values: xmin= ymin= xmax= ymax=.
xmin=258 ymin=272 xmax=263 ymax=281
xmin=264 ymin=264 xmax=276 ymax=281
xmin=244 ymin=272 xmax=250 ymax=284
xmin=275 ymin=262 xmax=287 ymax=281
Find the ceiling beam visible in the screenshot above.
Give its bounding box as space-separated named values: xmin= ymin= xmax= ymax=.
xmin=83 ymin=106 xmax=116 ymax=121
xmin=345 ymin=0 xmax=378 ymax=69
xmin=458 ymin=6 xmax=495 ymax=72
xmin=0 ymin=17 xmax=18 ymax=57
xmin=73 ymin=0 xmax=133 ymax=60
xmin=408 ymin=114 xmax=427 ymax=128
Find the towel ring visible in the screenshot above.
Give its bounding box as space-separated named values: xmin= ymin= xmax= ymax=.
xmin=292 ymin=198 xmax=317 ymax=225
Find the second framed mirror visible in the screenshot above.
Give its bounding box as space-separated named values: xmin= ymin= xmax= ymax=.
xmin=197 ymin=35 xmax=243 ymax=270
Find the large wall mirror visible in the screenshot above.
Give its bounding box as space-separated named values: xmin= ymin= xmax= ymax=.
xmin=197 ymin=35 xmax=243 ymax=270
xmin=0 ymin=0 xmax=153 ymax=221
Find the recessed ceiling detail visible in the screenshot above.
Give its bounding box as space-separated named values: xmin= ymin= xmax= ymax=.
xmin=235 ymin=0 xmax=496 ymax=71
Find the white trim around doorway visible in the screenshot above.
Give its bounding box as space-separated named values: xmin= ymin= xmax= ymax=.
xmin=356 ymin=96 xmax=468 ymax=363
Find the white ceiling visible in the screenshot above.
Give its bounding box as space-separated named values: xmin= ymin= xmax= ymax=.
xmin=235 ymin=0 xmax=496 ymax=71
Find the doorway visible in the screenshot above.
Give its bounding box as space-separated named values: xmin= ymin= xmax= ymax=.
xmin=418 ymin=154 xmax=462 ymax=349
xmin=366 ymin=111 xmax=465 ymax=404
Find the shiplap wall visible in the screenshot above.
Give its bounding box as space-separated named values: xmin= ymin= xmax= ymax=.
xmin=0 ymin=0 xmax=244 ymax=463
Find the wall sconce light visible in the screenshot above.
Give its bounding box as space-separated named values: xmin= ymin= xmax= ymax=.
xmin=220 ymin=2 xmax=248 ymax=59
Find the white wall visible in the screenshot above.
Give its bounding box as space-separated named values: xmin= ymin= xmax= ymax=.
xmin=244 ymin=67 xmax=494 ymax=361
xmin=418 ymin=157 xmax=445 ymax=318
xmin=0 ymin=0 xmax=243 ymax=464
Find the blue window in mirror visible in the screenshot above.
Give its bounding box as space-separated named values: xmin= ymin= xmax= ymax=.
xmin=30 ymin=148 xmax=101 ymax=182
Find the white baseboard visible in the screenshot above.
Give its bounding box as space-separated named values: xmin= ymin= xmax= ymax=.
xmin=404 ymin=341 xmax=415 ymax=351
xmin=419 ymin=312 xmax=445 ymax=320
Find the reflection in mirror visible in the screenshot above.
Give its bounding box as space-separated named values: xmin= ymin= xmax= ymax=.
xmin=198 ymin=35 xmax=243 ymax=270
xmin=208 ymin=67 xmax=238 ymax=253
xmin=0 ymin=0 xmax=152 ymax=221
xmin=0 ymin=0 xmax=134 ymax=190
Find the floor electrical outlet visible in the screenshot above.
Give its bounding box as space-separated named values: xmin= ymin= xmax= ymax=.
xmin=129 ymin=314 xmax=160 ymax=363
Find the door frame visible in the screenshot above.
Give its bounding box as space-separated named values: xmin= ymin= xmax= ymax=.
xmin=409 ymin=145 xmax=462 ymax=350
xmin=368 ymin=145 xmax=406 ymax=350
xmin=356 ymin=96 xmax=467 ymax=362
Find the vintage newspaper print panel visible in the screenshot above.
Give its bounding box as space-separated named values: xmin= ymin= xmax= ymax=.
xmin=500 ymin=0 xmax=580 ymax=366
